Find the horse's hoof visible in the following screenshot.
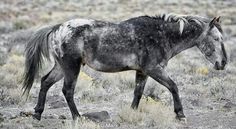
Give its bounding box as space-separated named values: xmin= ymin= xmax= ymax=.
xmin=176 ymin=112 xmax=187 ymax=123
xmin=176 ymin=115 xmax=187 ymax=124
xmin=179 ymin=117 xmax=187 ymax=123
xmin=32 ymin=113 xmax=41 ymax=121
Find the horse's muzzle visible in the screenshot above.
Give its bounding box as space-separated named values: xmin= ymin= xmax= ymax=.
xmin=214 ymin=61 xmax=226 ymax=70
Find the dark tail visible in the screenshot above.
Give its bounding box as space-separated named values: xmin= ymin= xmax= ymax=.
xmin=22 ymin=24 xmax=61 ymax=97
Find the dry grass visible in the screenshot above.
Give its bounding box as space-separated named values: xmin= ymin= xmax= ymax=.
xmin=117 ymin=97 xmax=176 ymax=128
xmin=0 ymin=54 xmax=24 ymax=105
xmin=62 ymin=117 xmax=101 ymax=129
xmin=118 ymin=105 xmax=144 ymax=125
xmin=75 ymin=71 xmax=106 ymax=102
xmin=0 ymin=116 xmax=100 ymax=129
xmin=0 ymin=54 xmax=24 ymax=85
xmin=0 ymin=54 xmax=24 ymax=87
xmin=196 ymin=67 xmax=209 ymax=75
xmin=75 ymin=71 xmax=135 ymax=103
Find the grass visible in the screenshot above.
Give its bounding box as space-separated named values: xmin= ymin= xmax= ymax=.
xmin=13 ymin=20 xmax=28 ymax=30
xmin=0 ymin=54 xmax=24 ymax=88
xmin=62 ymin=117 xmax=101 ymax=129
xmin=0 ymin=53 xmax=25 ymax=105
xmin=75 ymin=71 xmax=106 ymax=102
xmin=75 ymin=70 xmax=136 ymax=103
xmin=117 ymin=97 xmax=176 ymax=128
xmin=118 ymin=105 xmax=144 ymax=125
xmin=196 ymin=67 xmax=209 ymax=75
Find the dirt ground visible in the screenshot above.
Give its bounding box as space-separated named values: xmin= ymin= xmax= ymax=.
xmin=0 ymin=0 xmax=236 ymax=129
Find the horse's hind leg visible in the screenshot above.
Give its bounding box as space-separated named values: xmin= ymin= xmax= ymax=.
xmin=33 ymin=62 xmax=63 ymax=120
xmin=131 ymin=71 xmax=148 ymax=109
xmin=144 ymin=66 xmax=186 ymax=121
xmin=61 ymin=57 xmax=81 ymax=120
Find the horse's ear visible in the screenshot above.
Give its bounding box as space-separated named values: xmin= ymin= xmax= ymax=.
xmin=216 ymin=16 xmax=221 ymax=22
xmin=209 ymin=17 xmax=217 ymax=28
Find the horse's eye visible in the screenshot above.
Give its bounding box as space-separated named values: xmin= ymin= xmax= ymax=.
xmin=206 ymin=52 xmax=212 ymax=56
xmin=205 ymin=48 xmax=214 ymax=56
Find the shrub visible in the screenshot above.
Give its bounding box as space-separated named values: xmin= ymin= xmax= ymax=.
xmin=196 ymin=67 xmax=209 ymax=75
xmin=13 ymin=20 xmax=27 ymax=30
xmin=0 ymin=54 xmax=24 ymax=105
xmin=62 ymin=117 xmax=101 ymax=129
xmin=117 ymin=98 xmax=176 ymax=128
xmin=0 ymin=54 xmax=24 ymax=88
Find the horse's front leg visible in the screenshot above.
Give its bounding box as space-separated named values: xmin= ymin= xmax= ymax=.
xmin=145 ymin=66 xmax=186 ymax=121
xmin=131 ymin=71 xmax=148 ymax=109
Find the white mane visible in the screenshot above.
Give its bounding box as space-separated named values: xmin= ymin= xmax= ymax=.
xmin=158 ymin=13 xmax=209 ymax=34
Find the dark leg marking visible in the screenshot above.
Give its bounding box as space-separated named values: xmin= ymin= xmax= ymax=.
xmin=131 ymin=71 xmax=148 ymax=109
xmin=61 ymin=56 xmax=81 ymax=120
xmin=145 ymin=66 xmax=186 ymax=120
xmin=33 ymin=63 xmax=63 ymax=120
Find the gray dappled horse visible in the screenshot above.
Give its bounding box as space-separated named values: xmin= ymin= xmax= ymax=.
xmin=22 ymin=14 xmax=227 ymax=121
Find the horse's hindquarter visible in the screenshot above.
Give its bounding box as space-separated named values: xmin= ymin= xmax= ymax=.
xmin=82 ymin=23 xmax=142 ymax=72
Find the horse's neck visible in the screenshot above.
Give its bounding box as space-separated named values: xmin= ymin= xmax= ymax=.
xmin=167 ymin=22 xmax=203 ymax=59
xmin=169 ymin=40 xmax=196 ymax=58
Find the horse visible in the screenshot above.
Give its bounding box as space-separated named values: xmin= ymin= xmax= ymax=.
xmin=22 ymin=13 xmax=227 ymax=122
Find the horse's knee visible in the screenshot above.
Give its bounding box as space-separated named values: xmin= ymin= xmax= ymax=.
xmin=169 ymin=86 xmax=179 ymax=95
xmin=62 ymin=88 xmax=74 ymax=100
xmin=41 ymin=75 xmax=62 ymax=91
xmin=40 ymin=80 xmax=51 ymax=90
xmin=164 ymin=81 xmax=178 ymax=94
xmin=39 ymin=81 xmax=53 ymax=94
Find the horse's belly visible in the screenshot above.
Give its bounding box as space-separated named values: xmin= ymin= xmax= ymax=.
xmin=84 ymin=53 xmax=140 ymax=72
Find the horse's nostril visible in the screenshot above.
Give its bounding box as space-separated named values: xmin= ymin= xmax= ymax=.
xmin=214 ymin=61 xmax=226 ymax=70
xmin=222 ymin=60 xmax=227 ymax=66
xmin=221 ymin=60 xmax=227 ymax=67
xmin=214 ymin=62 xmax=220 ymax=70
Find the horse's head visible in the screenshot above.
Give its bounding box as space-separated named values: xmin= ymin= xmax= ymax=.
xmin=197 ymin=17 xmax=227 ymax=70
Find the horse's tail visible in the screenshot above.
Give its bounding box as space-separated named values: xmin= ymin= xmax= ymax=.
xmin=22 ymin=24 xmax=60 ymax=97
